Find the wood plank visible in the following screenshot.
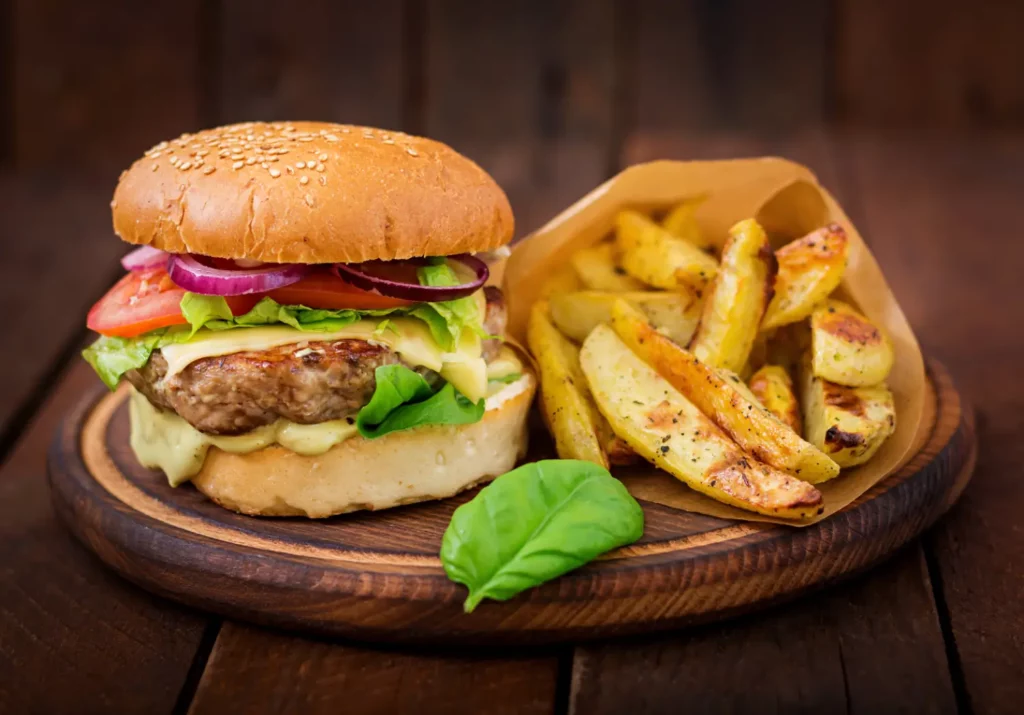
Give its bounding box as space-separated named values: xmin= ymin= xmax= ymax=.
xmin=570 ymin=547 xmax=955 ymax=715
xmin=188 ymin=623 xmax=560 ymax=715
xmin=632 ymin=0 xmax=830 ymax=134
xmin=0 ymin=362 xmax=208 ymax=715
xmin=841 ymin=132 xmax=1024 ymax=714
xmin=216 ymin=0 xmax=405 ymax=130
xmin=424 ymin=0 xmax=616 ymax=235
xmin=12 ymin=0 xmax=202 ymax=174
xmin=836 ymin=0 xmax=1024 ymax=127
xmin=0 ymin=175 xmax=126 ymax=438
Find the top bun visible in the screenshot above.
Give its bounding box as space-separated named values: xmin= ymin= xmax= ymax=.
xmin=112 ymin=121 xmax=514 ymax=264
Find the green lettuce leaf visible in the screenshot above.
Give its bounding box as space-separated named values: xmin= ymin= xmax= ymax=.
xmin=417 ymin=263 xmax=490 ymax=344
xmin=179 ymin=289 xmax=482 ymax=351
xmin=82 ymin=330 xmax=190 ymax=390
xmin=440 ymin=460 xmax=644 ymax=612
xmin=356 ymin=364 xmax=484 ymax=439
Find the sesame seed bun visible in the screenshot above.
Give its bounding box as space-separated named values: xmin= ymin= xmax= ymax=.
xmin=112 ymin=121 xmax=514 ymax=264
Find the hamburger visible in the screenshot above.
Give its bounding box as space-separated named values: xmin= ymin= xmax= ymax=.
xmin=84 ymin=121 xmax=535 ymax=518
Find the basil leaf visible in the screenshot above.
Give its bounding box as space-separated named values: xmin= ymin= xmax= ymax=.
xmin=356 ymin=365 xmax=484 ymax=439
xmin=440 ymin=459 xmax=644 ymax=612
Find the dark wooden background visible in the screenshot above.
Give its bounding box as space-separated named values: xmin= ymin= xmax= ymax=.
xmin=2 ymin=1 xmax=1024 ymax=713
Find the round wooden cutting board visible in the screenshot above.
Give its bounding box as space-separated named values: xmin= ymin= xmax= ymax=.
xmin=49 ymin=360 xmax=975 ymax=645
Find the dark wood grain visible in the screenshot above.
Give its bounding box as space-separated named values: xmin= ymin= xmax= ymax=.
xmin=423 ymin=0 xmax=616 ymax=235
xmin=0 ymin=363 xmax=208 ymax=715
xmin=216 ymin=0 xmax=405 ymax=129
xmin=188 ymin=623 xmax=560 ymax=715
xmin=631 ymin=0 xmax=830 ymax=134
xmin=570 ymin=547 xmax=956 ymax=715
xmin=12 ymin=0 xmax=202 ymax=174
xmin=840 ymin=133 xmax=1024 ymax=714
xmin=835 ymin=0 xmax=1024 ymax=127
xmin=48 ymin=361 xmax=972 ymax=645
xmin=0 ymin=176 xmax=125 ymax=439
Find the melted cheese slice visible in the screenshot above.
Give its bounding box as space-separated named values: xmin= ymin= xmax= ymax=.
xmin=160 ymin=317 xmax=488 ymax=402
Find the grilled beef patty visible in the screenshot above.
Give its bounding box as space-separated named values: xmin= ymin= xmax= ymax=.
xmin=126 ymin=288 xmax=507 ymax=435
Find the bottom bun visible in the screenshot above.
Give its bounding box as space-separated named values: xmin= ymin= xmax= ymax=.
xmin=192 ymin=373 xmax=536 ymax=518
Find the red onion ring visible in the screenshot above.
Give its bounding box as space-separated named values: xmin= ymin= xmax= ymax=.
xmin=333 ymin=254 xmax=488 ymax=302
xmin=121 ymin=245 xmax=169 ymax=272
xmin=167 ymin=254 xmax=310 ymax=296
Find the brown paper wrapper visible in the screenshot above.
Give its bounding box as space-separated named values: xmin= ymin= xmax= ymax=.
xmin=502 ymin=158 xmax=926 ymax=526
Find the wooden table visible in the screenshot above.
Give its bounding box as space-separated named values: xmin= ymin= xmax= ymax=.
xmin=0 ymin=130 xmax=1021 ymax=714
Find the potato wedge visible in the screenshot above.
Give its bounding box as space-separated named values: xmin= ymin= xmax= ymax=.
xmin=801 ymin=362 xmax=896 ymax=468
xmin=611 ymin=301 xmax=839 ymax=483
xmin=661 ymin=195 xmax=713 ymax=251
xmin=580 ymin=324 xmax=822 ymax=518
xmin=549 ymin=290 xmax=702 ymax=345
xmin=616 ymin=210 xmax=719 ymax=290
xmin=527 ymin=301 xmax=608 ymax=468
xmin=748 ymin=365 xmax=801 ymax=433
xmin=689 ymin=218 xmax=777 ymax=372
xmin=761 ymin=224 xmax=849 ymax=330
xmin=539 ymin=264 xmax=583 ymax=299
xmin=571 ymin=242 xmax=646 ymax=292
xmin=811 ymin=300 xmax=894 ymax=386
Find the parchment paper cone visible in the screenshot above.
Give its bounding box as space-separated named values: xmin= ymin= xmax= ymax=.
xmin=501 ymin=158 xmax=926 ymax=526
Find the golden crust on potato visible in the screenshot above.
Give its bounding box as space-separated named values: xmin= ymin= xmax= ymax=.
xmin=811 ymin=300 xmax=894 ymax=386
xmin=571 ymin=242 xmax=646 ymax=292
xmin=580 ymin=324 xmax=823 ymax=518
xmin=762 ymin=224 xmax=848 ymax=330
xmin=527 ymin=301 xmax=609 ymax=467
xmin=689 ymin=218 xmax=777 ymax=373
xmin=615 ymin=209 xmax=719 ymax=290
xmin=549 ymin=290 xmax=701 ymax=345
xmin=748 ymin=365 xmax=802 ymax=433
xmin=611 ymin=301 xmax=839 ymax=484
xmin=801 ymin=362 xmax=896 ymax=468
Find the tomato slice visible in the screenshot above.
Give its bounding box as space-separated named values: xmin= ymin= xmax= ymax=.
xmin=87 ymin=269 xmax=190 ymax=338
xmin=88 ymin=266 xmax=415 ymax=339
xmin=267 ymin=269 xmax=416 ymax=310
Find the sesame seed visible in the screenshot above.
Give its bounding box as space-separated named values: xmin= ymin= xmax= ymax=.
xmin=232 ymin=160 xmax=244 ymax=170
xmin=203 ymin=165 xmax=216 ymax=175
xmin=318 ymin=153 xmax=328 ymax=161
xmin=197 ymin=149 xmax=209 ymax=157
xmin=318 ymin=175 xmax=327 ymax=186
xmin=406 ymin=148 xmax=419 ymax=156
xmin=341 ymin=127 xmax=350 ymax=133
xmin=230 ymin=153 xmax=243 ymax=160
xmin=285 ymin=166 xmax=295 ymax=175
xmin=260 ymin=162 xmax=269 ymax=169
xmin=382 ymin=139 xmax=395 ymax=145
xmin=150 ymin=150 xmax=163 ymax=158
xmin=179 ymin=161 xmax=192 ymax=170
xmin=269 ymin=168 xmax=281 ymax=178
xmin=245 ymin=157 xmax=256 ymax=165
xmin=155 ymin=141 xmax=169 ymax=150
xmin=316 ymin=163 xmax=325 ymax=171
xmin=298 ymin=136 xmax=314 ymax=142
xmin=299 ymin=175 xmax=309 ymax=185
xmin=304 ymin=194 xmax=315 ymax=206
xmin=324 ymin=134 xmax=339 ymax=142
xmin=169 ymin=156 xmax=180 ymax=166
xmin=267 ymin=156 xmax=279 ymax=163
xmin=194 ymin=159 xmax=204 ymax=167
xmin=151 ymin=163 xmax=159 ymax=172
xmin=296 ymin=161 xmax=306 ymax=169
